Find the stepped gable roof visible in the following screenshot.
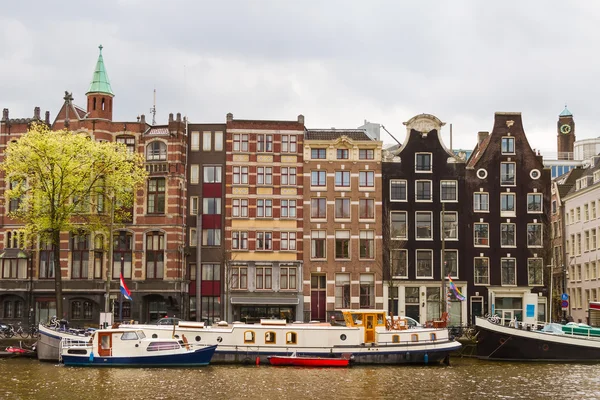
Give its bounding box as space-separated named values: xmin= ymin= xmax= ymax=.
xmin=306 ymin=129 xmax=371 ymax=141
xmin=86 ymin=45 xmax=114 ymax=96
xmin=559 ymin=106 xmax=572 ymax=117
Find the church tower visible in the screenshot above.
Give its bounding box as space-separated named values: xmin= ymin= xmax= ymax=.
xmin=86 ymin=45 xmax=114 ymax=120
xmin=557 ymin=106 xmax=575 ymax=160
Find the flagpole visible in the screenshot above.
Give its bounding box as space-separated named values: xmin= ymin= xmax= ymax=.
xmin=119 ymin=291 xmax=123 ymax=322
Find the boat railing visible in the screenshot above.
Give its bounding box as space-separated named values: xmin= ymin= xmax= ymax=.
xmin=61 ymin=337 xmax=92 ymax=349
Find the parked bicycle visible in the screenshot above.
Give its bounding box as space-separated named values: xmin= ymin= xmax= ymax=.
xmin=0 ymin=322 xmax=15 ymax=338
xmin=13 ymin=322 xmax=29 ymax=338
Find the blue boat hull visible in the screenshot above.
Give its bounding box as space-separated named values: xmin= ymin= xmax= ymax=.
xmin=62 ymin=345 xmax=217 ymax=367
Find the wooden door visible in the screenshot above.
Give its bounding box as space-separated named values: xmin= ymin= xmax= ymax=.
xmin=310 ymin=275 xmax=326 ymax=321
xmin=98 ymin=332 xmax=112 ymax=357
xmin=364 ymin=314 xmax=376 ymax=343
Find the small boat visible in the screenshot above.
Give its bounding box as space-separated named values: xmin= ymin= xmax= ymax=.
xmin=268 ymin=353 xmax=351 ymax=367
xmin=4 ymin=341 xmax=37 ymax=358
xmin=60 ymin=327 xmax=217 ymax=367
xmin=475 ymin=316 xmax=600 ymax=361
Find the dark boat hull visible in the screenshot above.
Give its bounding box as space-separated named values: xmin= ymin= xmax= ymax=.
xmin=62 ymin=345 xmax=217 ymax=367
xmin=476 ymin=318 xmax=600 ymax=361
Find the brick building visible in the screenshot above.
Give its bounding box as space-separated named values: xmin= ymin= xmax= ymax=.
xmin=224 ymin=113 xmax=305 ymax=323
xmin=382 ymin=114 xmax=466 ymax=325
xmin=303 ymin=129 xmax=383 ymax=321
xmin=186 ymin=122 xmax=226 ymax=323
xmin=0 ymin=46 xmax=188 ymax=325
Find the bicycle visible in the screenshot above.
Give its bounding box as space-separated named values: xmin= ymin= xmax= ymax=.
xmin=28 ymin=325 xmax=39 ymax=339
xmin=14 ymin=322 xmax=29 ymax=338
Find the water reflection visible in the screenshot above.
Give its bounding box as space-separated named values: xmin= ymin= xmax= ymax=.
xmin=1 ymin=358 xmax=600 ymax=400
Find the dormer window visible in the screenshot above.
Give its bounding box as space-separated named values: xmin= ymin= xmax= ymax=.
xmin=415 ymin=153 xmax=432 ymax=172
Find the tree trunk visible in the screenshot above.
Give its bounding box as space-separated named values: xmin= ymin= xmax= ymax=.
xmin=52 ymin=229 xmax=63 ymax=319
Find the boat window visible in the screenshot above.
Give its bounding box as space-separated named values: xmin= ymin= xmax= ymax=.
xmin=195 ymin=336 xmax=201 ymax=342
xmin=411 ymin=334 xmax=418 ymax=342
xmin=392 ymin=335 xmax=400 ymax=343
xmin=265 ymin=331 xmax=276 ymax=344
xmin=100 ymin=335 xmax=111 ymax=350
xmin=351 ymin=314 xmax=362 ymax=326
xmin=121 ymin=332 xmax=138 ymax=340
xmin=430 ymin=333 xmax=437 ymax=341
xmin=340 ymin=334 xmax=347 ymax=341
xmin=244 ymin=330 xmax=255 ymax=344
xmin=377 ymin=314 xmax=384 ymax=325
xmin=147 ymin=342 xmax=181 ymax=352
xmin=138 ymin=331 xmax=146 ymax=339
xmin=286 ymin=332 xmax=297 ymax=345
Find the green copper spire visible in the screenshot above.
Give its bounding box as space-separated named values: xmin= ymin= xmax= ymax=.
xmin=86 ymin=44 xmax=114 ymax=96
xmin=559 ymin=105 xmax=572 ymax=117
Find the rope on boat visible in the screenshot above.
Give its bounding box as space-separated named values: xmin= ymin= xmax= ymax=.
xmin=487 ymin=335 xmax=512 ymax=359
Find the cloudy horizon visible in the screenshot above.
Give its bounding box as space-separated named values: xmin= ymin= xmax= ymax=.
xmin=2 ymin=1 xmax=599 ymax=155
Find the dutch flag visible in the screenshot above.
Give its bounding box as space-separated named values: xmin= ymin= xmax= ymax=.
xmin=120 ymin=273 xmax=132 ymax=301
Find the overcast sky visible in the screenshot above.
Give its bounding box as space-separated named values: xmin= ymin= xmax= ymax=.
xmin=1 ymin=1 xmax=599 ymax=154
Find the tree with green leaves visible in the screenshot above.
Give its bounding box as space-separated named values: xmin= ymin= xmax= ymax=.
xmin=1 ymin=123 xmax=147 ymax=318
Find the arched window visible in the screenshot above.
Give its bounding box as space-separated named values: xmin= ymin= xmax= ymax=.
xmin=94 ymin=234 xmax=104 ymax=279
xmin=146 ymin=232 xmax=164 ymax=279
xmin=113 ymin=231 xmax=133 ymax=279
xmin=146 ymin=141 xmax=167 ymax=161
xmin=244 ymin=330 xmax=255 ymax=344
xmin=285 ymin=331 xmax=297 ymax=345
xmin=84 ymin=301 xmax=93 ymax=319
xmin=265 ymin=331 xmax=276 ymax=344
xmin=71 ymin=233 xmax=89 ymax=279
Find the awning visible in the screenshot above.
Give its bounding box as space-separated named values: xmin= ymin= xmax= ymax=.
xmin=230 ymin=297 xmax=299 ymax=305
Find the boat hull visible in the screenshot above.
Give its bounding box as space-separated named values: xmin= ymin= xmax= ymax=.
xmin=38 ymin=324 xmax=88 ymax=362
xmin=268 ymin=356 xmax=349 ymax=367
xmin=62 ymin=345 xmax=217 ymax=367
xmin=476 ymin=317 xmax=600 ymax=361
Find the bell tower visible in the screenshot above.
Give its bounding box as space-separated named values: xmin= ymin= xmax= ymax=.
xmin=557 ymin=105 xmax=575 ymax=160
xmin=86 ymin=44 xmax=114 ymax=120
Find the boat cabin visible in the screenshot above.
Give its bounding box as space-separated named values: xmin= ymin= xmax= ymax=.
xmin=342 ymin=310 xmax=387 ymax=343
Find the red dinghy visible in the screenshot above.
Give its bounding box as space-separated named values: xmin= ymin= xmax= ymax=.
xmin=268 ymin=353 xmax=350 ymax=367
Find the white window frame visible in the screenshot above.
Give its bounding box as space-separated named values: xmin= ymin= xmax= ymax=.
xmin=390 ymin=211 xmax=408 ymax=240
xmin=415 ymin=211 xmax=433 ymax=240
xmin=474 ymin=223 xmax=489 ymax=247
xmin=440 ymin=180 xmax=458 ymax=202
xmin=474 ymin=257 xmax=490 ymax=285
xmin=500 ymin=223 xmax=516 ymax=248
xmin=474 ymin=192 xmax=489 ymax=212
xmin=415 ymin=152 xmax=432 ymax=173
xmin=527 ymin=193 xmax=543 ymax=213
xmin=415 ymin=249 xmax=433 ymax=278
xmin=415 ymin=180 xmax=432 ymax=202
xmin=441 ymin=211 xmax=458 ymax=240
xmin=500 ymin=162 xmax=516 ymax=186
xmin=389 ymin=179 xmax=407 ymax=202
xmin=501 ymin=258 xmax=517 ymax=286
xmin=203 ymin=131 xmax=212 ymax=151
xmin=500 ymin=192 xmax=516 ymax=217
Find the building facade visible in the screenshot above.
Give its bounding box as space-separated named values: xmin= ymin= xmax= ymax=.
xmin=465 ymin=112 xmax=551 ymax=324
xmin=560 ymin=158 xmax=600 ymax=323
xmin=0 ymin=46 xmax=188 ymax=326
xmin=382 ymin=114 xmax=467 ymax=326
xmin=224 ymin=114 xmax=305 ymax=323
xmin=303 ymin=129 xmax=383 ymax=322
xmin=186 ymin=123 xmax=226 ymax=323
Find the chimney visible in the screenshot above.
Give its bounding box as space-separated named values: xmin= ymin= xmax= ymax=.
xmin=176 ymin=113 xmax=181 ymax=122
xmin=45 ymin=111 xmax=50 ymax=124
xmin=2 ymin=108 xmax=8 ymax=122
xmin=169 ymin=113 xmax=174 ymax=123
xmin=140 ymin=114 xmax=146 ymax=124
xmin=226 ymin=112 xmax=233 ymax=122
xmin=477 ymin=131 xmax=489 ymax=146
xmin=34 ymin=107 xmax=40 ymax=120
xmin=297 ymin=114 xmax=304 ymax=125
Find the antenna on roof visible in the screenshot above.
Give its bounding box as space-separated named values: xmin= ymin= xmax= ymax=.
xmin=150 ymin=88 xmax=157 ymax=125
xmin=381 ymin=125 xmax=402 ymax=146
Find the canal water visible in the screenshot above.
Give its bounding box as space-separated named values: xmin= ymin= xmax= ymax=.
xmin=1 ymin=358 xmax=599 ymax=400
